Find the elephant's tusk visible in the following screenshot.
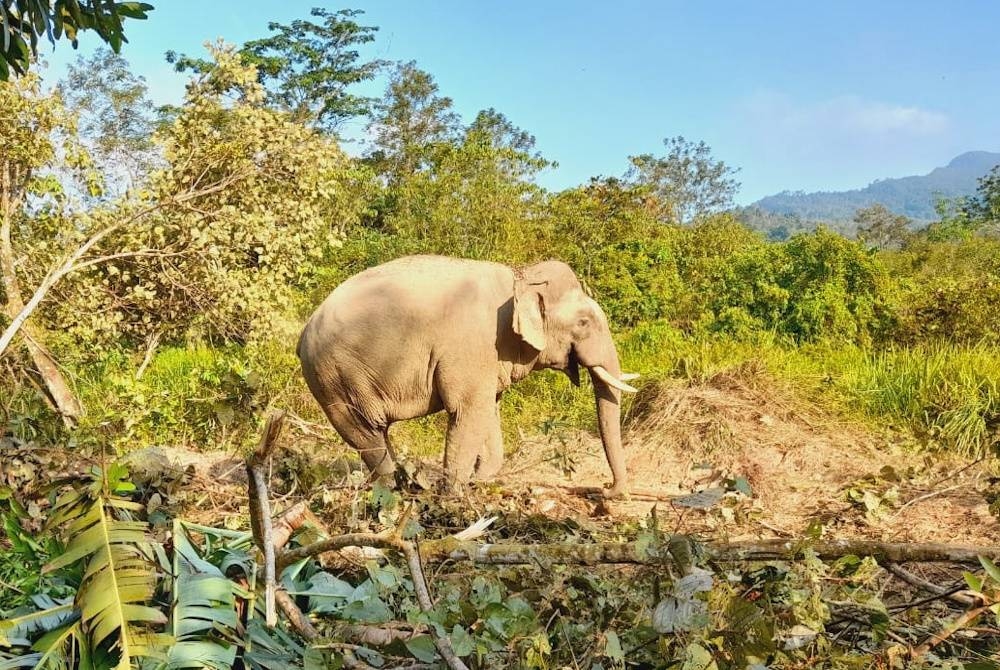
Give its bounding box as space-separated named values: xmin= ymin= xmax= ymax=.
xmin=620 ymin=372 xmax=640 ymax=382
xmin=592 ymin=366 xmax=639 ymax=393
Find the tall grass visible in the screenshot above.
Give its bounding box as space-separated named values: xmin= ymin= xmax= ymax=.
xmin=43 ymin=321 xmax=998 ymax=461
xmin=528 ymin=321 xmax=999 ymax=459
xmin=831 ymin=345 xmax=1000 ymax=456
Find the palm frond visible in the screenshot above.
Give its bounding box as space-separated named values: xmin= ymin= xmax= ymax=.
xmin=164 ymin=520 xmax=242 ymax=670
xmin=42 ymin=491 xmax=166 ymax=669
xmin=0 ymin=601 xmax=75 ymax=647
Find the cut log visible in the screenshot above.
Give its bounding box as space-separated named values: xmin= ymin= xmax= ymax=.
xmin=402 ymin=537 xmax=1000 ymax=566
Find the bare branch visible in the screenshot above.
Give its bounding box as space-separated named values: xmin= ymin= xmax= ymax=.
xmin=885 ymin=562 xmax=977 ymax=607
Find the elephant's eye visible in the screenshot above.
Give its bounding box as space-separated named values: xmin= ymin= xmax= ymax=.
xmin=577 ymin=318 xmax=590 ymax=328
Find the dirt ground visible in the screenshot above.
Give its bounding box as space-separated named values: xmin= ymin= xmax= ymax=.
xmin=501 ymin=366 xmax=999 ymax=546
xmin=3 ymin=367 xmax=996 ymax=548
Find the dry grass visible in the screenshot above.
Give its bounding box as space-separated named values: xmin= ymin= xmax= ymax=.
xmin=504 ymin=364 xmax=999 ymax=545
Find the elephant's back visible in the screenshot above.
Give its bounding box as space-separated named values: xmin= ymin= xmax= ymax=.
xmin=298 ymin=255 xmax=512 ymax=365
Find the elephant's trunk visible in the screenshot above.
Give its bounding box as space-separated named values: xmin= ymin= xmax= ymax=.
xmin=589 ymin=357 xmax=629 ymax=498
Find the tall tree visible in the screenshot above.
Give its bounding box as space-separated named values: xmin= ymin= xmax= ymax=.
xmin=167 ymin=8 xmax=383 ymax=130
xmin=626 ymin=136 xmax=740 ymax=224
xmin=54 ymin=44 xmax=374 ymax=347
xmin=854 ymin=204 xmax=911 ymax=250
xmin=963 ymin=164 xmax=1000 ymax=229
xmin=466 ymin=108 xmax=551 ymax=179
xmin=0 ymin=1 xmax=153 ymax=79
xmin=58 ymin=49 xmax=158 ymax=198
xmin=379 ymin=109 xmax=549 ymax=261
xmin=367 ymin=61 xmax=460 ymax=184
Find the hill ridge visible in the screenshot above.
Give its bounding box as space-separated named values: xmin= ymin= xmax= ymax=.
xmin=751 ymin=150 xmax=1000 ymax=223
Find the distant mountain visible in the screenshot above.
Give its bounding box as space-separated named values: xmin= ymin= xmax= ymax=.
xmin=749 ymin=151 xmax=1000 ymax=225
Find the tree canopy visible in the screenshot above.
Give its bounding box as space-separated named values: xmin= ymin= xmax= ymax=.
xmin=626 ymin=136 xmax=741 ymax=224
xmin=167 ymin=7 xmax=382 ymax=130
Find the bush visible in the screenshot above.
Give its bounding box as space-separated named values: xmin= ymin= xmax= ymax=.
xmin=886 ymin=236 xmax=1000 ymax=345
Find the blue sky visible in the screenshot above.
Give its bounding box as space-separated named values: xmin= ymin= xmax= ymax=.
xmin=40 ymin=1 xmax=1000 ymax=203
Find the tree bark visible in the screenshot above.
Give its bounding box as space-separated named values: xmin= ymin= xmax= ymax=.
xmin=0 ymin=164 xmax=82 ymax=427
xmin=403 ymin=537 xmax=1000 ymax=566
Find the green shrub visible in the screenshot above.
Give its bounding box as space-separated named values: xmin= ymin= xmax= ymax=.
xmin=75 ymin=337 xmax=312 ymax=454
xmin=885 ymin=236 xmax=1000 ymax=345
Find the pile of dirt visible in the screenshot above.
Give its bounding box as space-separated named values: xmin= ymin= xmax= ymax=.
xmin=503 ymin=364 xmax=998 ymax=545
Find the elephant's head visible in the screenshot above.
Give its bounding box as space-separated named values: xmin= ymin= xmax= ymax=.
xmin=512 ymin=260 xmax=638 ymax=497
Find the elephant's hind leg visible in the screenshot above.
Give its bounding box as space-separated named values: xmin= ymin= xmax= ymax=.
xmin=323 ymin=403 xmax=396 ymax=480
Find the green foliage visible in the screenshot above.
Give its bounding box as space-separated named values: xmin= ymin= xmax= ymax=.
xmin=75 ymin=339 xmax=306 ymax=453
xmin=626 ymin=136 xmax=741 ymax=224
xmin=0 ymin=489 xmax=67 ymax=612
xmin=0 ymin=466 xmax=166 ymax=669
xmin=536 ymin=178 xmax=681 ymax=327
xmin=832 ymin=345 xmax=1000 ymax=456
xmin=366 ymin=61 xmax=461 ymax=186
xmin=373 ymin=100 xmax=549 ymax=262
xmin=667 ymin=220 xmax=895 ymax=344
xmin=887 ymin=236 xmax=1000 ymax=345
xmin=57 ymin=48 xmax=158 ymax=199
xmin=241 ymin=8 xmax=384 ymax=128
xmin=965 ymin=163 xmax=1000 ymax=226
xmin=0 ymin=467 xmax=314 ymax=669
xmin=51 ymin=43 xmax=375 ymax=346
xmin=854 ymin=203 xmax=912 ymax=250
xmin=168 ymin=8 xmax=383 ymax=129
xmin=0 ymin=2 xmax=153 ymax=80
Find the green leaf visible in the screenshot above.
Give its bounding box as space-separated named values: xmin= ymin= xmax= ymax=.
xmin=39 ymin=492 xmax=162 ymax=668
xmin=0 ymin=603 xmax=76 ymax=647
xmin=404 ymin=635 xmax=438 ymax=663
xmin=964 ymin=571 xmax=984 ymax=593
xmin=681 ymin=643 xmax=717 ymax=670
xmin=603 ymin=630 xmax=624 ymax=662
xmin=300 ymin=572 xmax=354 ymax=613
xmin=114 ymin=3 xmax=154 ymax=20
xmin=449 ymin=624 xmax=474 ymax=657
xmin=980 ymin=556 xmax=1000 ymax=584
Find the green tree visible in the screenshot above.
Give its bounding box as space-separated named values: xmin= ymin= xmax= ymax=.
xmin=925 ymin=197 xmax=979 ymax=243
xmin=0 ymin=73 xmax=98 ymax=424
xmin=167 ymin=8 xmax=382 ymax=130
xmin=56 ymin=43 xmax=375 ymax=346
xmin=0 ymin=1 xmax=152 ymax=79
xmin=367 ymin=61 xmax=460 ymax=184
xmin=854 ymin=203 xmax=911 ymax=250
xmin=627 ymin=136 xmax=741 ymax=224
xmin=963 ymin=164 xmax=1000 ymax=229
xmin=539 ymin=178 xmax=680 ymax=327
xmin=384 ymin=113 xmax=546 ymax=260
xmin=58 ymin=48 xmax=158 ymax=198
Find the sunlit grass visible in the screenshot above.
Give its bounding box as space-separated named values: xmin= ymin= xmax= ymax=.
xmin=56 ymin=320 xmax=999 ymax=461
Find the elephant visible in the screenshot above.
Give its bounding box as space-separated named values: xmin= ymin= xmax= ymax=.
xmin=297 ymin=255 xmax=639 ymax=497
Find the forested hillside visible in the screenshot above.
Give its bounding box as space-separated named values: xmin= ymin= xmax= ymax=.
xmin=751 ymin=150 xmax=1000 ymax=224
xmin=2 ymin=6 xmax=1000 ymax=670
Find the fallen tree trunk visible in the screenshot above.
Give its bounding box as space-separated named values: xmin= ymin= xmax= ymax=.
xmin=407 ymin=537 xmax=1000 ymax=566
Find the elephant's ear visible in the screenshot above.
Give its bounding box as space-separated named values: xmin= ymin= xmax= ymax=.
xmin=513 ymin=278 xmax=546 ymax=351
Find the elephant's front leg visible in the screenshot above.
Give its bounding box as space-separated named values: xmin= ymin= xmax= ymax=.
xmin=473 ymin=402 xmax=504 ymax=480
xmin=444 ymin=399 xmax=496 ymax=488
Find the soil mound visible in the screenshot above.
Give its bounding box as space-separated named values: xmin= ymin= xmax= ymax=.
xmin=504 ymin=364 xmax=997 ymax=545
